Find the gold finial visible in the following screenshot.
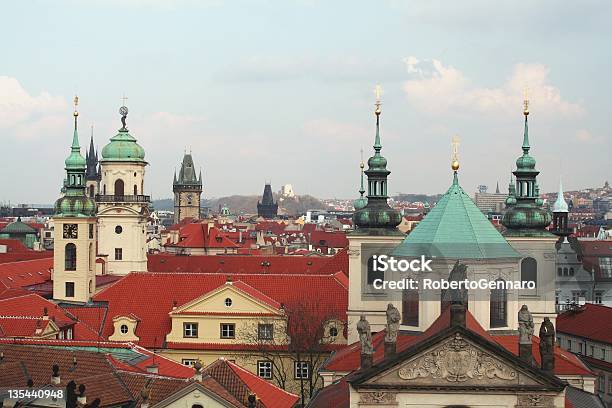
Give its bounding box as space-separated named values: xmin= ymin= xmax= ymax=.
xmin=523 ymin=86 xmax=529 ymax=116
xmin=359 ymin=147 xmax=365 ymax=169
xmin=451 ymin=135 xmax=460 ymax=171
xmin=374 ymin=84 xmax=382 ymax=115
xmin=73 ymin=95 xmax=79 ymax=117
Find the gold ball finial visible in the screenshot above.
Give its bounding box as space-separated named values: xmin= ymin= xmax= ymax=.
xmin=360 ymin=161 xmax=365 ymax=169
xmin=451 ymin=160 xmax=460 ymax=171
xmin=73 ymin=95 xmax=79 ymax=117
xmin=523 ymin=87 xmax=529 ymax=116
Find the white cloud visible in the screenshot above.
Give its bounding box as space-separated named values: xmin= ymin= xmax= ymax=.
xmin=0 ymin=76 xmax=66 ymax=135
xmin=402 ymin=58 xmax=583 ymax=117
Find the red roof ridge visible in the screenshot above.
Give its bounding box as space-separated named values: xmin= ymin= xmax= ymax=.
xmin=0 ymin=257 xmax=53 ymax=267
xmin=332 ymin=271 xmax=349 ymax=289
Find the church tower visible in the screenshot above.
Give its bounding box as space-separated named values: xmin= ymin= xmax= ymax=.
xmin=85 ymin=125 xmax=101 ymax=199
xmin=257 ymin=183 xmax=278 ymax=218
xmin=53 ymin=97 xmax=97 ymax=303
xmin=347 ymin=86 xmax=403 ymax=341
xmin=173 ymin=152 xmax=202 ymax=223
xmin=97 ymin=103 xmax=149 ymax=275
xmin=551 ymin=180 xmax=570 ymax=238
xmin=501 ymin=92 xmax=556 ymax=326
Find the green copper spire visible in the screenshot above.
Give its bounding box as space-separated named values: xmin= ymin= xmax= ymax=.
xmin=352 ymin=86 xmax=401 ymax=233
xmin=353 ymin=151 xmax=367 ymax=211
xmin=54 ymin=96 xmax=96 ymax=217
xmin=502 ymin=95 xmax=552 ymax=236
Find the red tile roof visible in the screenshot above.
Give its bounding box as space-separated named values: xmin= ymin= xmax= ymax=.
xmin=0 ymin=238 xmax=29 ymax=252
xmin=93 ymin=272 xmax=348 ymax=348
xmin=557 ymin=303 xmax=612 ymax=344
xmin=308 ymin=377 xmax=349 ymax=408
xmin=0 ymin=293 xmax=74 ymax=328
xmin=0 ymin=257 xmax=52 ymax=290
xmin=309 ymin=230 xmax=348 ymax=249
xmin=167 ymin=223 xmax=239 ymax=249
xmin=0 ymin=316 xmax=53 ymax=337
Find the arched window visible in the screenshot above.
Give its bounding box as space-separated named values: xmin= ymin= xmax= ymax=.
xmin=402 ymin=288 xmax=419 ymax=326
xmin=103 ymin=184 xmax=106 ymax=195
xmin=88 ymin=279 xmax=93 ymax=294
xmin=366 ymin=256 xmax=383 ymax=285
xmin=521 ymin=257 xmax=537 ymax=288
xmin=133 ymin=184 xmax=138 ymax=195
xmin=563 ymin=267 xmax=568 ymax=276
xmin=89 ymin=185 xmax=95 ymax=198
xmin=65 ymin=243 xmax=77 ymax=271
xmin=114 ymin=179 xmax=124 ymax=196
xmin=569 ymin=267 xmax=575 ymax=276
xmin=557 ymin=267 xmax=562 ymax=276
xmin=490 ymin=279 xmax=507 ymax=328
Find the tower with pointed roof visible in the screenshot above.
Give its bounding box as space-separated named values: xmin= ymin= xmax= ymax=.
xmin=85 ymin=125 xmax=101 ymax=199
xmin=96 ymin=102 xmax=149 ymax=275
xmin=347 ymin=87 xmax=404 ymax=342
xmin=53 ymin=97 xmax=97 ymax=303
xmin=551 ymin=180 xmax=570 ymax=238
xmin=353 ymin=152 xmax=368 ymax=211
xmin=501 ymin=94 xmax=557 ymax=326
xmin=173 ymin=152 xmax=203 ymax=223
xmin=257 ymin=183 xmax=278 ymax=219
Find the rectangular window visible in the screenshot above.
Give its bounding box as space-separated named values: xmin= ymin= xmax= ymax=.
xmin=294 ymin=361 xmax=310 ymax=379
xmin=114 ymin=248 xmax=123 ymax=260
xmin=181 ymin=359 xmax=197 ymax=367
xmin=567 ymin=339 xmax=572 ymax=351
xmin=65 ymin=282 xmax=75 ymax=298
xmin=89 ymin=224 xmax=94 ymax=239
xmin=595 ymin=292 xmax=603 ymax=304
xmin=590 ymin=345 xmax=595 ymax=356
xmin=183 ymin=322 xmax=198 ymax=338
xmin=220 ymin=323 xmax=235 ymax=339
xmin=578 ymin=342 xmax=583 ymax=354
xmin=258 ymin=324 xmax=273 ymax=340
xmin=257 ymin=361 xmax=272 ymax=379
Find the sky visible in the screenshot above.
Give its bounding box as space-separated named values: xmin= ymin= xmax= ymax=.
xmin=1 ymin=0 xmax=610 ymax=203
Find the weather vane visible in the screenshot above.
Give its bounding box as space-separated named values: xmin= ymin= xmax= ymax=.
xmin=523 ymin=86 xmax=529 ymax=116
xmin=451 ymin=135 xmax=460 ymax=171
xmin=374 ymin=84 xmax=382 ymax=115
xmin=119 ymin=94 xmax=129 ymax=130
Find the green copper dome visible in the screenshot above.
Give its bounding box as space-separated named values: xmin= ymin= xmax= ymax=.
xmin=54 ymin=195 xmax=97 ymax=217
xmin=353 ymin=196 xmax=368 ymax=211
xmin=101 ymin=130 xmax=146 ymax=162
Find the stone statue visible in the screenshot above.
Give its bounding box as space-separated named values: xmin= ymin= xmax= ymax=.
xmin=357 ymin=314 xmax=373 ymax=355
xmin=385 ymin=303 xmax=401 ymax=343
xmin=518 ymin=305 xmax=534 ymax=344
xmin=442 ymin=260 xmax=468 ymax=306
xmin=539 ymin=317 xmax=555 ymax=372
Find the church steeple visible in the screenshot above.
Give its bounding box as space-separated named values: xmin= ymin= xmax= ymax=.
xmin=353 ymin=149 xmax=367 ymax=211
xmin=501 ymin=91 xmax=552 ymax=236
xmin=353 ymin=85 xmax=401 ymax=232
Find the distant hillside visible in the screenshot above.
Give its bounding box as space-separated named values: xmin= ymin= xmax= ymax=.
xmin=393 ymin=193 xmax=443 ymax=205
xmin=152 ymin=195 xmax=325 ymax=216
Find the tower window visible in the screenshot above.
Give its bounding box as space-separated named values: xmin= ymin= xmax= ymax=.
xmin=65 ymin=243 xmax=77 ymax=271
xmin=114 ymin=248 xmax=123 ymax=260
xmin=520 ymin=257 xmax=537 ymax=288
xmin=114 ymin=179 xmax=124 ymax=196
xmin=89 ymin=224 xmax=94 ymax=239
xmin=134 ymin=185 xmax=138 ymax=195
xmin=115 ymin=225 xmax=123 ymax=234
xmin=366 ymin=256 xmax=383 ymax=285
xmin=65 ymin=282 xmax=75 ymax=298
xmin=490 ymin=279 xmax=507 ymax=328
xmin=89 ymin=185 xmax=95 ymax=198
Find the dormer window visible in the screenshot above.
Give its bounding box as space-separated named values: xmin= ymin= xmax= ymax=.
xmin=224 ymin=298 xmax=232 ymax=307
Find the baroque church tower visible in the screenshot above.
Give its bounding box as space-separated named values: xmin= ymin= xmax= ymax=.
xmin=173 ymin=152 xmax=202 ymax=223
xmin=502 ymin=93 xmax=556 ymax=326
xmin=97 ymin=103 xmax=149 ymax=275
xmin=347 ymin=87 xmax=403 ymax=342
xmin=53 ymin=97 xmax=97 ymax=303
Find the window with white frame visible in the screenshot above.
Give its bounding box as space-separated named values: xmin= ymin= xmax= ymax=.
xmin=220 ymin=323 xmax=235 ymax=339
xmin=600 ymin=257 xmax=612 ymax=278
xmin=257 ymin=361 xmax=272 ymax=379
xmin=182 ymin=359 xmax=197 ymax=367
xmin=183 ymin=322 xmax=198 ymax=338
xmin=294 ymin=361 xmax=310 ymax=379
xmin=258 ymin=324 xmax=273 ymax=340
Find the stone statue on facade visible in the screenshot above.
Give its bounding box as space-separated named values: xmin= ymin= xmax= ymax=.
xmin=442 ymin=260 xmax=468 ymax=307
xmin=518 ymin=305 xmax=534 ymax=344
xmin=539 ymin=317 xmax=555 ymax=372
xmin=357 ymin=314 xmax=373 ymax=355
xmin=385 ymin=303 xmax=401 ymax=344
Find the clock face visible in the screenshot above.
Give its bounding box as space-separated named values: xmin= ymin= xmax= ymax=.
xmin=63 ymin=223 xmax=78 ymax=239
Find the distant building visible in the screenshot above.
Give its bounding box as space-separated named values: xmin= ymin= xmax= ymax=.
xmin=257 ymin=183 xmax=278 ymax=219
xmin=474 ymin=182 xmax=506 ymax=213
xmin=279 ymin=183 xmax=295 ymax=198
xmin=173 ymin=152 xmax=203 ymax=224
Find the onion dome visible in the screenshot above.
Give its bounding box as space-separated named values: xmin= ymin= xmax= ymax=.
xmin=552 ymin=180 xmax=569 ymax=213
xmin=353 ymin=88 xmax=401 ymax=233
xmin=101 ymin=105 xmax=146 ymax=162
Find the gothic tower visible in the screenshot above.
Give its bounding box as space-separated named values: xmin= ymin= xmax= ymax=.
xmin=257 ymin=183 xmax=278 ymax=218
xmin=347 ymin=87 xmax=403 ymax=342
xmin=501 ymin=93 xmax=556 ymax=326
xmin=97 ymin=103 xmax=149 ymax=275
xmin=173 ymin=152 xmax=203 ymax=223
xmin=53 ymin=97 xmax=97 ymax=303
xmin=85 ymin=125 xmax=101 ymax=199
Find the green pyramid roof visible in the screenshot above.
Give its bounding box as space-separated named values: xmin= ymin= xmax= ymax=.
xmin=392 ymin=173 xmax=520 ymax=260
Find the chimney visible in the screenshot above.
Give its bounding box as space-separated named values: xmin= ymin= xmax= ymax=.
xmin=146 ymin=364 xmax=158 ymax=374
xmin=51 ymin=364 xmax=60 ymax=385
xmin=77 ymin=384 xmax=86 ymax=405
xmin=450 ymin=303 xmax=466 ymax=328
xmin=192 ymin=360 xmax=203 ymax=382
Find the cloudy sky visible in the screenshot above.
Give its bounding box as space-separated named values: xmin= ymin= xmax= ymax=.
xmin=1 ymin=0 xmax=610 ymax=204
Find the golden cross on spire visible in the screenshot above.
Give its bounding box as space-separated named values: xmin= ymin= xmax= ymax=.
xmin=73 ymin=95 xmax=79 ymax=117
xmin=523 ymin=86 xmax=529 ymax=116
xmin=374 ymin=84 xmax=382 ymax=115
xmin=360 ymin=147 xmax=364 ymax=169
xmin=121 ymin=94 xmax=128 ymax=107
xmin=451 ymin=135 xmax=460 ymax=171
